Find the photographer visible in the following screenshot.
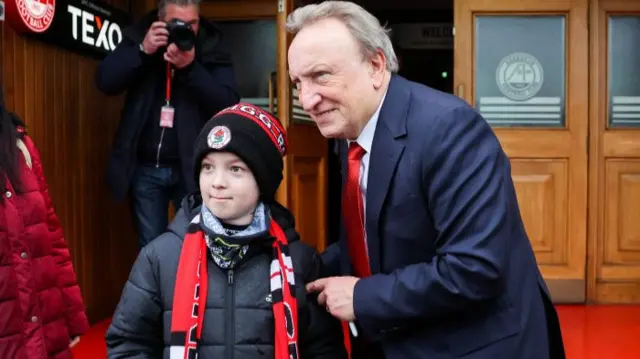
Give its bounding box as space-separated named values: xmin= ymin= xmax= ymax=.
xmin=95 ymin=0 xmax=240 ymax=248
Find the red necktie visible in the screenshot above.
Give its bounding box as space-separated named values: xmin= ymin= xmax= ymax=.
xmin=342 ymin=142 xmax=371 ymax=278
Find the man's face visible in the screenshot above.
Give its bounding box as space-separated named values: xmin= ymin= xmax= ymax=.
xmin=288 ymin=18 xmax=386 ymax=139
xmin=162 ymin=4 xmax=199 ymax=34
xmin=199 ymin=152 xmax=260 ymax=226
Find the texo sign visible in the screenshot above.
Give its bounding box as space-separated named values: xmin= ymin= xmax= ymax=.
xmin=5 ymin=0 xmax=130 ymax=59
xmin=67 ymin=4 xmax=122 ymax=52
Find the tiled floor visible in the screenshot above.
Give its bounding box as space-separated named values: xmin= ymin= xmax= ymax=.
xmin=73 ymin=305 xmax=640 ymax=358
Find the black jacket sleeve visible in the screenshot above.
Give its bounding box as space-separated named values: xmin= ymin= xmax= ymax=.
xmin=301 ymin=252 xmax=348 ymax=359
xmin=105 ymin=243 xmax=164 ymax=358
xmin=95 ymin=36 xmax=154 ymax=96
xmin=320 ymin=242 xmax=342 ymax=277
xmin=177 ymin=56 xmax=240 ymax=119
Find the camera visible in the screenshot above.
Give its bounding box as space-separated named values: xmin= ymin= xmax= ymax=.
xmin=166 ymin=19 xmax=196 ymax=52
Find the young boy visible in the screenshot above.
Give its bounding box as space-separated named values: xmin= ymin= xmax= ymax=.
xmin=106 ymin=103 xmax=347 ymax=359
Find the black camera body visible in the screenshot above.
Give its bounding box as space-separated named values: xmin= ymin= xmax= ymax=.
xmin=166 ymin=19 xmax=196 ymax=52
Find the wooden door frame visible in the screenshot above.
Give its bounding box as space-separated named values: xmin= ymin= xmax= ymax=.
xmin=135 ymin=0 xmax=278 ymax=20
xmin=201 ymin=1 xmax=277 ymax=20
xmin=587 ymin=0 xmax=602 ymax=305
xmin=276 ymin=0 xmax=295 ymax=207
xmin=588 ymin=0 xmax=640 ymax=303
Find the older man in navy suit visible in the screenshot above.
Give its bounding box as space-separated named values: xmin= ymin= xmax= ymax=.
xmin=286 ymin=2 xmax=565 ymax=359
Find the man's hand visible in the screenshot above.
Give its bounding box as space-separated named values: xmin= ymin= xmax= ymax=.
xmin=307 ymin=276 xmax=359 ymax=322
xmin=142 ymin=22 xmax=168 ymax=55
xmin=69 ymin=336 xmax=80 ymax=348
xmin=164 ymin=43 xmax=195 ymax=69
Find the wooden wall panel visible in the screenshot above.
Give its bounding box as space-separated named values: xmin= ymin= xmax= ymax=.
xmin=0 ymin=0 xmax=144 ymax=324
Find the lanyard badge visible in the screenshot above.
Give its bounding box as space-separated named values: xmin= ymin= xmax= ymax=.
xmin=160 ymin=62 xmax=175 ymax=128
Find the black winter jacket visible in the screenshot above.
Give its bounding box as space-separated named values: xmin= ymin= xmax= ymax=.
xmin=95 ymin=11 xmax=240 ymax=201
xmin=106 ymin=194 xmax=348 ymax=359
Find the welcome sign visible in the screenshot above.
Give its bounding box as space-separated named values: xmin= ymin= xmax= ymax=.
xmin=5 ymin=0 xmax=131 ymax=59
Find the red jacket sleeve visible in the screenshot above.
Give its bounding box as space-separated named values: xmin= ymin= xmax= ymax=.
xmin=23 ymin=135 xmax=90 ymax=337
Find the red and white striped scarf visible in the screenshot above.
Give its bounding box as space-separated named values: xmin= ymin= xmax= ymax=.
xmin=169 ymin=214 xmax=299 ymax=359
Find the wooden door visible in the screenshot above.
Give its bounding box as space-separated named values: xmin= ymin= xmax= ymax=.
xmin=454 ymin=0 xmax=589 ymax=302
xmin=589 ymin=0 xmax=640 ymax=303
xmin=285 ymin=111 xmax=329 ymax=253
xmin=275 ymin=0 xmax=329 ymax=252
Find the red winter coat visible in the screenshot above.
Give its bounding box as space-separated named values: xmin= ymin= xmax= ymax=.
xmin=0 ymin=131 xmax=89 ymax=359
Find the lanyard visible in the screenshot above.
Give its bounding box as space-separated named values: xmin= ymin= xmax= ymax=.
xmin=165 ymin=61 xmax=173 ymax=105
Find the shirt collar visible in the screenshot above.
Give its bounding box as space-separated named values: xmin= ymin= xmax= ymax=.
xmin=349 ymin=90 xmax=388 ymax=153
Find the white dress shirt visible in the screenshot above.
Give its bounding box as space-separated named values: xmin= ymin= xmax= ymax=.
xmin=347 ymin=90 xmax=387 ymax=248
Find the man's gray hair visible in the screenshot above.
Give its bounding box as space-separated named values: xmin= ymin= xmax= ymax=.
xmin=286 ymin=1 xmax=399 ymax=73
xmin=158 ymin=0 xmax=201 ymax=18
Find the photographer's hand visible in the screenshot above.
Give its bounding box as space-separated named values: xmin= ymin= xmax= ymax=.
xmin=164 ymin=43 xmax=195 ymax=69
xmin=142 ymin=22 xmax=169 ymax=55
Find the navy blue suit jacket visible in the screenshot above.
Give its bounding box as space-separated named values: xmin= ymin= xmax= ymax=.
xmin=322 ymin=75 xmax=565 ymax=359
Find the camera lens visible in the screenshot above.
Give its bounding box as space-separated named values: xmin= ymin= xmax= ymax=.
xmin=167 ymin=19 xmax=196 ymax=51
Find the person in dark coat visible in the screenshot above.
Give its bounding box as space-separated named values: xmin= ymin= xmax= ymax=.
xmin=286 ymin=2 xmax=566 ymax=359
xmin=105 ymin=103 xmax=347 ymax=359
xmin=95 ymin=0 xmax=240 ymax=248
xmin=0 ymin=87 xmax=89 ymax=358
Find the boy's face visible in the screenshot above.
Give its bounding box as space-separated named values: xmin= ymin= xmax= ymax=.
xmin=199 ymin=152 xmax=260 ymax=226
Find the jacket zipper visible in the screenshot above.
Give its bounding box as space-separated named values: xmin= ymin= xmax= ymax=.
xmin=226 ymin=270 xmax=235 ymax=359
xmin=156 ymin=69 xmax=174 ymax=168
xmin=155 ymin=128 xmax=165 ymax=168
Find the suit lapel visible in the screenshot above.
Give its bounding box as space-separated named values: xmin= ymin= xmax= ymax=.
xmin=365 ymin=75 xmax=410 ymax=274
xmin=365 ymin=129 xmax=404 ymax=274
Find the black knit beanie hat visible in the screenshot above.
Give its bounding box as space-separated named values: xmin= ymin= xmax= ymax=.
xmin=193 ymin=102 xmax=288 ymax=201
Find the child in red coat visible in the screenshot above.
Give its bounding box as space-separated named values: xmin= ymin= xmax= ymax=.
xmin=0 ymin=87 xmax=89 ymax=359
